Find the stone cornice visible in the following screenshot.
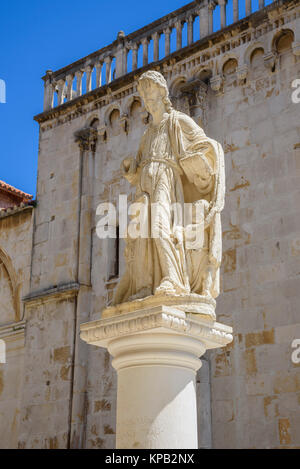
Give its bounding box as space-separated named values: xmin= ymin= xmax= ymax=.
xmin=34 ymin=0 xmax=295 ymax=125
xmin=22 ymin=282 xmax=80 ymax=307
xmin=0 ymin=203 xmax=34 ymax=220
xmin=0 ymin=320 xmax=26 ymax=342
xmin=80 ymin=305 xmax=233 ymax=349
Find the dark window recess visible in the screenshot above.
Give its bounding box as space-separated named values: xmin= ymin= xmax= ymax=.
xmin=107 ymin=225 xmax=119 ymax=280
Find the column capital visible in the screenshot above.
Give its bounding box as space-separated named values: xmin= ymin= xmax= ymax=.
xmin=45 ymin=70 xmax=53 ymax=82
xmin=66 ymin=72 xmax=74 ymax=81
xmin=104 ymin=56 xmax=112 ymax=64
xmin=74 ymin=127 xmax=98 ymax=152
xmin=131 ymin=42 xmax=139 ymax=51
xmin=75 ymin=69 xmax=84 ymax=77
xmin=81 ymin=305 xmax=232 ymax=364
xmin=208 ymin=0 xmax=217 ymax=10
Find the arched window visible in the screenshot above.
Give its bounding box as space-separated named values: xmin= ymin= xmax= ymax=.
xmin=0 ymin=248 xmax=19 ymax=324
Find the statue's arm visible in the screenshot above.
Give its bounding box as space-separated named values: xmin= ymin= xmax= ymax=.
xmin=174 ymin=113 xmax=215 ymax=192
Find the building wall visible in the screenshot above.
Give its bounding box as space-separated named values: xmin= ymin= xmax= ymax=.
xmin=0 ymin=209 xmax=33 ymax=448
xmin=206 ymin=29 xmax=300 ymax=449
xmin=0 ymin=0 xmax=299 ymax=449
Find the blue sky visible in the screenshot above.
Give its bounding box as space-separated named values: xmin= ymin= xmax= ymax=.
xmin=0 ymin=0 xmax=272 ymax=197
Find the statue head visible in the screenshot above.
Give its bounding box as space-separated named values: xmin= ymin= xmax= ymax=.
xmin=137 ymin=71 xmax=173 ymax=115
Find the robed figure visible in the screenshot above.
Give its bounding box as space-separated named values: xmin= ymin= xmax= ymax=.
xmin=113 ymin=71 xmax=225 ymax=306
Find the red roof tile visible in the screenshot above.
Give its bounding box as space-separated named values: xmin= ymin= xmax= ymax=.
xmin=0 ymin=180 xmax=33 ymax=201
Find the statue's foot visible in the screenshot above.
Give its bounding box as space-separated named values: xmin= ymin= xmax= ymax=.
xmin=155 ymin=278 xmax=189 ymax=296
xmin=203 ymin=289 xmax=213 ymax=300
xmin=155 ymin=279 xmax=177 ymax=296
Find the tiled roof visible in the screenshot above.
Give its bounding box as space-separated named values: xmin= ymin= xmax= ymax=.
xmin=0 ymin=201 xmax=34 ymax=218
xmin=0 ymin=180 xmax=33 ymax=200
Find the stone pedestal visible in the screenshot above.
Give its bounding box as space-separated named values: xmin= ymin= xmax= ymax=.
xmin=80 ymin=304 xmax=233 ymax=449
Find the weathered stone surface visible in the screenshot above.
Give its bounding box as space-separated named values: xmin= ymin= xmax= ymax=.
xmin=0 ymin=0 xmax=299 ymax=449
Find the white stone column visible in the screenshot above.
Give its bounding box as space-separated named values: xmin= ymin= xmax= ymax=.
xmin=43 ymin=70 xmax=53 ymax=111
xmin=187 ymin=16 xmax=194 ymax=46
xmin=233 ymin=0 xmax=239 ymax=22
xmin=81 ymin=303 xmax=233 ymax=449
xmin=175 ymin=21 xmax=182 ymax=50
xmin=132 ymin=43 xmax=139 ymax=70
xmin=105 ymin=56 xmax=112 ymax=84
xmin=152 ymin=32 xmax=160 ymax=62
xmin=245 ymin=0 xmax=251 ymax=16
xmin=66 ymin=73 xmax=74 ymax=101
xmin=164 ymin=27 xmax=171 ymax=56
xmin=95 ymin=62 xmax=103 ymax=88
xmin=75 ymin=69 xmax=84 ymax=97
xmin=208 ymin=2 xmax=215 ymax=35
xmin=86 ymin=65 xmax=93 ymax=93
xmin=57 ymin=79 xmax=66 ymax=105
xmin=199 ymin=7 xmax=209 ymax=39
xmin=115 ymin=44 xmax=126 ymax=78
xmin=219 ymin=0 xmax=226 ymax=29
xmin=142 ymin=38 xmax=149 ymax=66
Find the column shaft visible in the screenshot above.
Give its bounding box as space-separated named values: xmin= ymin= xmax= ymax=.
xmin=233 ymin=0 xmax=239 ymax=22
xmin=132 ymin=45 xmax=138 ymax=70
xmin=176 ymin=22 xmax=182 ymax=50
xmin=165 ymin=28 xmax=171 ymax=56
xmin=187 ymin=17 xmax=194 ymax=46
xmin=142 ymin=39 xmax=149 ymax=66
xmin=153 ymin=33 xmax=160 ymax=62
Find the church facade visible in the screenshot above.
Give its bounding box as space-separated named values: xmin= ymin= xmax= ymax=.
xmin=0 ymin=0 xmax=299 ymax=448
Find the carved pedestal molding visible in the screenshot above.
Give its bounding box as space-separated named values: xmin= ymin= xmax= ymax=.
xmin=80 ymin=304 xmax=232 ymax=449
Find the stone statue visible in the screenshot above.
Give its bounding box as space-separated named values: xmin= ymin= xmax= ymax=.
xmin=112 ymin=71 xmax=225 ymax=312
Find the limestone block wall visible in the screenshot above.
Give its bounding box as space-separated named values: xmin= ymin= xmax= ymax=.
xmin=0 ymin=209 xmax=33 ymax=448
xmin=207 ymin=31 xmax=300 ymax=448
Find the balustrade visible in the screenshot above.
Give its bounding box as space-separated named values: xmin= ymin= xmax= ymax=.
xmin=42 ymin=0 xmax=274 ymax=111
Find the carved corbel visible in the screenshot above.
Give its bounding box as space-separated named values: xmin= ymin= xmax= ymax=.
xmin=98 ymin=126 xmax=108 ymax=143
xmin=263 ymin=52 xmax=277 ymax=72
xmin=210 ymin=74 xmax=224 ymax=93
xmin=120 ymin=114 xmax=129 ymax=134
xmin=292 ymin=42 xmax=300 ymax=56
xmin=74 ymin=127 xmax=98 ymax=152
xmin=236 ymin=64 xmax=248 ymax=85
xmin=180 ymin=79 xmax=208 ymax=107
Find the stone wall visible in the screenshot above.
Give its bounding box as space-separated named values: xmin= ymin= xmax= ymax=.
xmin=0 ymin=0 xmax=299 ymax=449
xmin=0 ymin=208 xmax=33 ymax=448
xmin=206 ymin=24 xmax=300 ymax=449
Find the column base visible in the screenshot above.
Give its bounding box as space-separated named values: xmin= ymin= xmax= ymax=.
xmin=80 ymin=304 xmax=233 ymax=449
